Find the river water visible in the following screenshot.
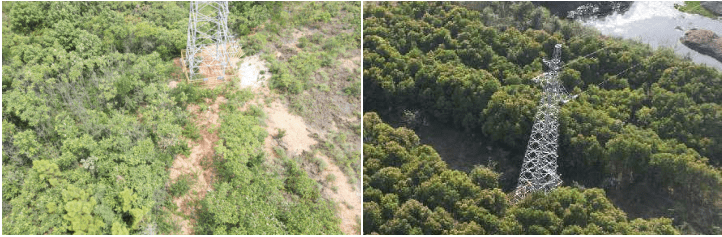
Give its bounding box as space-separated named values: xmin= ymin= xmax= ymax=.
xmin=580 ymin=1 xmax=722 ymax=71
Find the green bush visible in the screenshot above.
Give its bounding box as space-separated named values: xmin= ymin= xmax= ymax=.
xmin=343 ymin=81 xmax=361 ymax=97
xmin=325 ymin=174 xmax=336 ymax=183
xmin=271 ymin=72 xmax=304 ymax=94
xmin=169 ymin=175 xmax=193 ymax=197
xmin=182 ymin=122 xmax=201 ymax=141
xmin=274 ymin=128 xmax=287 ymax=139
xmin=284 ymin=158 xmax=321 ymax=201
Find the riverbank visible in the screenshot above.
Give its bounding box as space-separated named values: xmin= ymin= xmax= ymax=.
xmin=581 ymin=1 xmax=722 ymax=71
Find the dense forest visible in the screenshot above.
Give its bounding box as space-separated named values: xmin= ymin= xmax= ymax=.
xmin=363 ymin=1 xmax=722 ymax=234
xmin=2 ymin=2 xmax=189 ymax=234
xmin=2 ymin=1 xmax=358 ymax=234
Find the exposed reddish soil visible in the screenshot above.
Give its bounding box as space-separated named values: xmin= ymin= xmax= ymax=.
xmin=169 ymin=96 xmax=225 ymax=235
xmin=167 ymin=43 xmax=234 ymax=235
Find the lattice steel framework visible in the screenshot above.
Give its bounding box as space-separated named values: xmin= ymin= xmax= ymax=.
xmin=511 ymin=44 xmax=577 ymax=203
xmin=186 ymin=1 xmax=234 ymax=81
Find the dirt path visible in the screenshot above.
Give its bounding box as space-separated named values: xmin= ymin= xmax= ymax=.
xmin=317 ymin=153 xmax=362 ymax=234
xmin=169 ymin=96 xmax=226 ymax=235
xmin=165 ymin=43 xmax=268 ymax=234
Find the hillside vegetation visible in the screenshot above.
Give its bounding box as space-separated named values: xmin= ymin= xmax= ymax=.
xmin=192 ymin=1 xmax=361 ymax=234
xmin=364 ymin=112 xmax=677 ymax=234
xmin=363 ymin=1 xmax=722 ymax=234
xmin=2 ymin=2 xmax=189 ymax=234
xmin=2 ymin=1 xmax=354 ymax=234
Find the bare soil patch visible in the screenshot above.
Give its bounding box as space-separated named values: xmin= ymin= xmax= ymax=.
xmin=236 ymin=55 xmax=268 ymax=89
xmin=341 ymin=55 xmax=361 ymax=72
xmin=263 ymin=99 xmax=317 ymax=157
xmin=169 ymin=43 xmax=236 ymax=235
xmin=195 ymin=43 xmax=239 ymax=81
xmin=175 ymin=42 xmax=243 ymax=89
xmin=259 ymin=97 xmax=361 ymax=234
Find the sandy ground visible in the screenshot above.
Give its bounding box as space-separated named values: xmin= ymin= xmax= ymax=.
xmin=236 ymin=55 xmax=267 ymax=89
xmin=263 ymin=99 xmax=317 ymax=156
xmin=259 ymin=96 xmax=361 ymax=234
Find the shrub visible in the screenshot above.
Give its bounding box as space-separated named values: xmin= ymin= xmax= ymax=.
xmin=169 ymin=175 xmax=193 ymax=197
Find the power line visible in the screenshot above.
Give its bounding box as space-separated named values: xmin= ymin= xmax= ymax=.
xmin=574 ymin=61 xmax=642 ymax=98
xmin=562 ymin=43 xmax=616 ymax=69
xmin=526 ymin=42 xmax=640 ymax=99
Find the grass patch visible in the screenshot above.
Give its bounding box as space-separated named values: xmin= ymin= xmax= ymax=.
xmin=199 ymin=103 xmax=209 ymax=113
xmin=250 ymin=2 xmax=359 ymax=97
xmin=312 ymin=154 xmax=329 ymax=171
xmin=169 ymin=174 xmax=195 ymax=197
xmin=325 ymin=173 xmax=336 ymax=183
xmin=314 ymin=130 xmax=361 ymax=184
xmin=273 ymin=146 xmax=287 ymax=158
xmin=675 ymin=2 xmax=718 ymax=18
xmin=343 ymin=81 xmax=361 ymax=97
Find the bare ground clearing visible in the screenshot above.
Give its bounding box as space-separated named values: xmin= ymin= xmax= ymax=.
xmin=240 ymin=41 xmax=361 ymax=233
xmin=259 ymin=95 xmax=362 ymax=235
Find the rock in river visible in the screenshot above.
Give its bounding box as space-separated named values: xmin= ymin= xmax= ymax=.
xmin=680 ymin=29 xmax=722 ymax=63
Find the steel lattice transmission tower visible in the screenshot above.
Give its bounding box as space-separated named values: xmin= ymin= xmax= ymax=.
xmin=511 ymin=44 xmax=577 ymax=204
xmin=186 ymin=1 xmax=234 ymax=81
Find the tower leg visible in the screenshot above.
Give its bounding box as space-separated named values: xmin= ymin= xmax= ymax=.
xmin=186 ymin=1 xmax=234 ymax=82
